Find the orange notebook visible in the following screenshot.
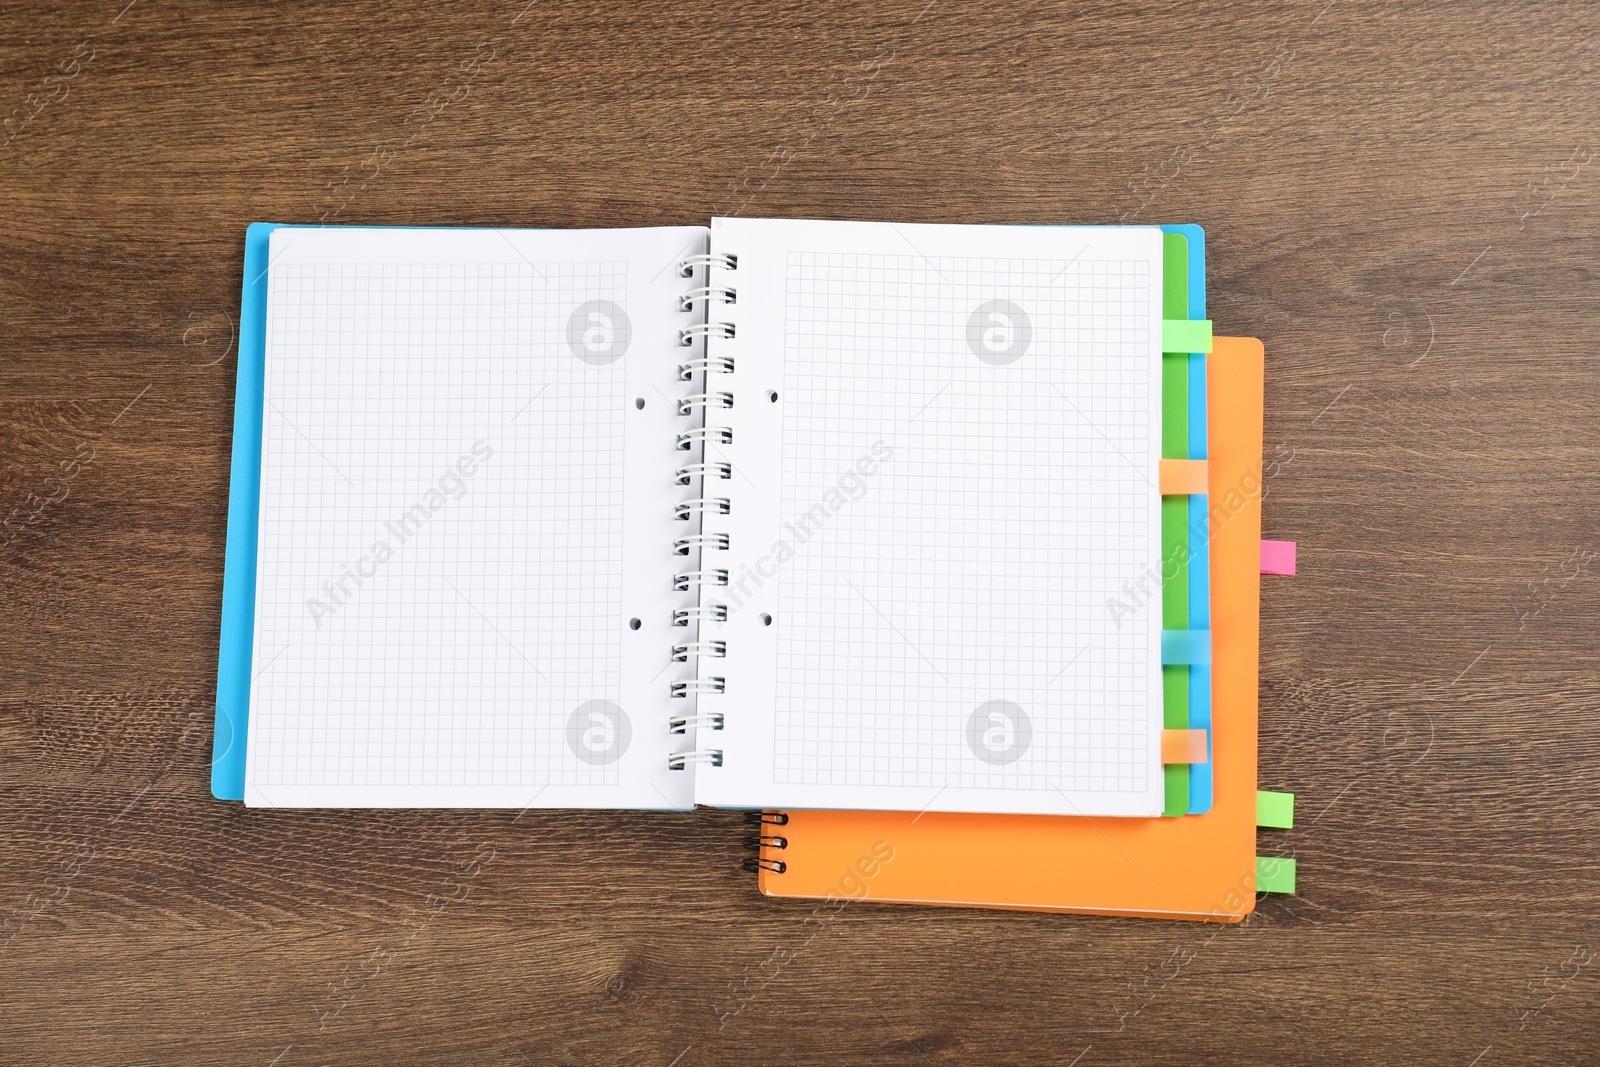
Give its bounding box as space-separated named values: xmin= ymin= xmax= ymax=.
xmin=756 ymin=336 xmax=1265 ymax=921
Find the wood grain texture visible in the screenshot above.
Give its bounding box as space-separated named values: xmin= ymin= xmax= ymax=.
xmin=2 ymin=1 xmax=1597 ymax=1063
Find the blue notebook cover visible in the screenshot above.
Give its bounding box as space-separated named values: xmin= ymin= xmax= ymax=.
xmin=212 ymin=222 xmax=279 ymax=799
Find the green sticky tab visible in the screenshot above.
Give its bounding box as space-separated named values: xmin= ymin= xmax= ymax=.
xmin=1162 ymin=318 xmax=1213 ymax=353
xmin=1255 ymin=856 xmax=1297 ymax=894
xmin=1256 ymin=790 xmax=1295 ymax=829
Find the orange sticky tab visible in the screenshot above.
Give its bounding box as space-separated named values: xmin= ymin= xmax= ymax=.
xmin=1159 ymin=458 xmax=1208 ymax=495
xmin=1161 ymin=728 xmax=1210 ymax=765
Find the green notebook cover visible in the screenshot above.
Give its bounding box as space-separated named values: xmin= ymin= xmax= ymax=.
xmin=1161 ymin=232 xmax=1190 ymax=816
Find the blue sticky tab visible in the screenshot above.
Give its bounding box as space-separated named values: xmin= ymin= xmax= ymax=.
xmin=1161 ymin=630 xmax=1212 ymax=665
xmin=212 ymin=222 xmax=280 ymax=800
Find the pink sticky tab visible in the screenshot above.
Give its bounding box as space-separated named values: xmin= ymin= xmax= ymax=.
xmin=1260 ymin=539 xmax=1297 ymax=575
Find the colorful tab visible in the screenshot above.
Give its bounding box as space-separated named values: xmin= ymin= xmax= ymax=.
xmin=1260 ymin=539 xmax=1297 ymax=575
xmin=1161 ymin=629 xmax=1212 ymax=665
xmin=1162 ymin=318 xmax=1213 ymax=353
xmin=1255 ymin=856 xmax=1297 ymax=894
xmin=1161 ymin=729 xmax=1210 ymax=765
xmin=1256 ymin=790 xmax=1295 ymax=829
xmin=1159 ymin=459 xmax=1209 ymax=495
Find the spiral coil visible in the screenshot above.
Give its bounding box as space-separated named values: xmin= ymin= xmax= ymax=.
xmin=671 ymin=640 xmax=727 ymax=661
xmin=746 ymin=835 xmax=787 ymax=850
xmin=670 ymin=677 xmax=724 ymax=697
xmin=667 ymin=750 xmax=724 ymax=769
xmin=668 ymin=250 xmax=735 ymax=772
xmin=741 ymin=812 xmax=789 ymax=874
xmin=671 ymin=570 xmax=729 ymax=592
xmin=677 ymin=252 xmax=737 ymax=276
xmin=668 ymin=712 xmax=725 ymax=734
xmin=674 ymin=497 xmax=730 ymax=521
xmin=678 ymin=286 xmax=737 ymax=311
xmin=675 ymin=461 xmax=732 ymax=484
xmin=673 ymin=605 xmax=728 ymax=625
xmin=673 ymin=533 xmax=730 ymax=555
xmin=678 ymin=355 xmax=735 ymax=380
xmin=678 ymin=322 xmax=734 ymax=346
xmin=677 ymin=426 xmax=732 ymax=450
xmin=744 ymin=856 xmax=786 ymax=874
xmin=678 ymin=391 xmax=734 ymax=414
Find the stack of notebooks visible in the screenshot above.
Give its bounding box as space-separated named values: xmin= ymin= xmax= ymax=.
xmin=213 ymin=218 xmax=1295 ymax=921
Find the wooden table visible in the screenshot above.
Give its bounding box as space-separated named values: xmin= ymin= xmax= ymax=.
xmin=3 ymin=2 xmax=1596 ymax=1063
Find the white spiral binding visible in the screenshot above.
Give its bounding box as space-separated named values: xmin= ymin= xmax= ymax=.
xmin=667 ymin=749 xmax=724 ymax=769
xmin=678 ymin=322 xmax=734 ymax=346
xmin=673 ymin=532 xmax=730 ymax=554
xmin=678 ymin=252 xmax=737 ymax=276
xmin=675 ymin=461 xmax=732 ymax=484
xmin=669 ymin=712 xmax=725 ymax=733
xmin=676 ymin=426 xmax=732 ymax=449
xmin=672 ymin=569 xmax=729 ymax=592
xmin=678 ymin=286 xmax=737 ymax=312
xmin=674 ymin=496 xmax=730 ymax=520
xmin=673 ymin=605 xmax=727 ymax=625
xmin=678 ymin=355 xmax=735 ymax=380
xmin=670 ymin=249 xmax=734 ymax=771
xmin=670 ymin=677 xmax=725 ymax=696
xmin=671 ymin=640 xmax=727 ymax=661
xmin=678 ymin=391 xmax=734 ymax=414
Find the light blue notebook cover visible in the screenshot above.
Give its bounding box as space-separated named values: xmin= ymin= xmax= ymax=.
xmin=212 ymin=222 xmax=279 ymax=799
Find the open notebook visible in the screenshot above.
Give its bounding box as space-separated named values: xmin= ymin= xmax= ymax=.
xmin=213 ymin=219 xmax=1178 ymax=816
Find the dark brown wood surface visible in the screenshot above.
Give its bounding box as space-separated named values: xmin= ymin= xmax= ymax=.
xmin=2 ymin=1 xmax=1597 ymax=1063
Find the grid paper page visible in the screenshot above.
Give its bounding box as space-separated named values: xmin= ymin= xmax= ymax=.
xmin=693 ymin=219 xmax=1164 ymax=818
xmin=243 ymin=226 xmax=705 ymax=809
xmin=777 ymin=251 xmax=1151 ymax=790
